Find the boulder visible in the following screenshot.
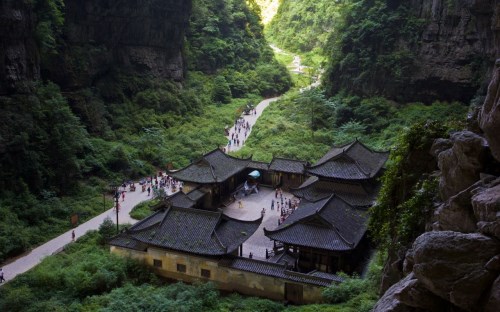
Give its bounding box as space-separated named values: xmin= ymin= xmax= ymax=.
xmin=471 ymin=183 xmax=500 ymax=223
xmin=479 ymin=59 xmax=500 ymax=163
xmin=434 ymin=182 xmax=481 ymax=233
xmin=477 ymin=220 xmax=500 ymax=240
xmin=373 ymin=273 xmax=448 ymax=312
xmin=408 ymin=231 xmax=500 ymax=311
xmin=484 ymin=275 xmax=500 ymax=312
xmin=437 ymin=131 xmax=488 ymax=200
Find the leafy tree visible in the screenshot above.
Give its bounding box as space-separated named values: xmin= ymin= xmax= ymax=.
xmin=98 ymin=217 xmax=116 ymax=244
xmin=212 ymin=75 xmax=232 ymax=103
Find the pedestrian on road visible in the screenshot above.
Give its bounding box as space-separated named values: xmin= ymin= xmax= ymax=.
xmin=249 ymin=252 xmax=253 ymax=259
xmin=0 ymin=268 xmax=5 ymax=283
xmin=147 ymin=186 xmax=151 ymax=196
xmin=238 ymin=200 xmax=243 ymax=209
xmin=271 ymin=199 xmax=274 ymax=210
xmin=122 ymin=191 xmax=125 ymax=202
xmin=72 ymin=230 xmax=76 ymax=241
xmin=261 ymin=208 xmax=266 ymax=217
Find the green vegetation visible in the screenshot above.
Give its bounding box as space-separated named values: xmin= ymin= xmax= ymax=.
xmin=233 ymin=89 xmax=468 ymax=163
xmin=0 ymin=0 xmax=292 ymax=263
xmin=369 ymin=121 xmax=463 ymax=252
xmin=324 ymin=0 xmax=426 ymax=99
xmin=266 ymin=1 xmax=341 ymax=55
xmin=130 ymin=199 xmax=160 ymax=220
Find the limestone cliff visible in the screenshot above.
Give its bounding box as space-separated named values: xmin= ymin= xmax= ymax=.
xmin=374 ymin=60 xmax=500 ymax=312
xmin=327 ymin=0 xmax=500 ymax=104
xmin=45 ymin=0 xmax=191 ymax=89
xmin=0 ymin=0 xmax=40 ymax=95
xmin=407 ymin=0 xmax=500 ymax=103
xmin=0 ymin=0 xmax=191 ymax=94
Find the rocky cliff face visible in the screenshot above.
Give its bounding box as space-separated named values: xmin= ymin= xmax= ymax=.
xmin=0 ymin=0 xmax=40 ymax=95
xmin=0 ymin=0 xmax=191 ymax=94
xmin=44 ymin=0 xmax=191 ymax=90
xmin=406 ymin=0 xmax=500 ymax=103
xmin=374 ymin=62 xmax=500 ymax=312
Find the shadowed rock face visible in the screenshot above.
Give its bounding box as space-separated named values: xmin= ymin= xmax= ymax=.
xmin=479 ymin=59 xmax=500 ymax=161
xmin=45 ymin=0 xmax=191 ymax=89
xmin=0 ymin=0 xmax=191 ymax=93
xmin=0 ymin=0 xmax=40 ymax=95
xmin=406 ymin=0 xmax=500 ymax=103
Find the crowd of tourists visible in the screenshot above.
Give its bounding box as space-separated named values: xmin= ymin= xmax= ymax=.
xmin=272 ymin=188 xmax=300 ymax=225
xmin=226 ymin=117 xmax=253 ymax=152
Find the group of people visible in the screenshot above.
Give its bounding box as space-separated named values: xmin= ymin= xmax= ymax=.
xmin=272 ymin=188 xmax=300 ymax=225
xmin=226 ymin=117 xmax=252 ymax=152
xmin=146 ymin=173 xmax=182 ymax=196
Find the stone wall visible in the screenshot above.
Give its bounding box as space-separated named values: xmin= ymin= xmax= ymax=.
xmin=110 ymin=246 xmax=327 ymax=304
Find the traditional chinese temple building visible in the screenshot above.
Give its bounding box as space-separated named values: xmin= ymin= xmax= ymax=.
xmin=109 ymin=139 xmax=388 ymax=302
xmin=167 ymin=149 xmax=252 ymax=209
xmin=109 ymin=205 xmax=341 ymax=303
xmin=265 ymin=140 xmax=389 ymax=274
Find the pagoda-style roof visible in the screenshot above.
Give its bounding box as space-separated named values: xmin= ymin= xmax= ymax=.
xmin=167 ymin=149 xmax=252 ymax=184
xmin=269 ymin=157 xmax=307 ymax=174
xmin=247 ymin=160 xmax=269 ymax=171
xmin=291 ymin=176 xmax=378 ymax=207
xmin=305 ymin=140 xmax=388 ymax=181
xmin=264 ymin=195 xmax=368 ymax=252
xmin=110 ymin=206 xmax=262 ymax=256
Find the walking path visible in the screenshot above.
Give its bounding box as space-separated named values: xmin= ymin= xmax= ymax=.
xmin=0 ymin=186 xmax=159 ymax=285
xmin=225 ymin=97 xmax=279 ymax=152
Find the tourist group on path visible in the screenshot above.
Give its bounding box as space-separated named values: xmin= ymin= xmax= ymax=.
xmin=226 ymin=115 xmax=254 ymax=152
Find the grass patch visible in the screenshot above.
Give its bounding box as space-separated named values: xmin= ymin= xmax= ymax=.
xmin=130 ymin=198 xmax=159 ymax=220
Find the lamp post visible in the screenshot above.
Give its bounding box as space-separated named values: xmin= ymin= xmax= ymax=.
xmin=109 ymin=184 xmax=120 ymax=234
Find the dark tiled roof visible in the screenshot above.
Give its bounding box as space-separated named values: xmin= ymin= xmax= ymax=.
xmin=306 ymin=140 xmax=388 ymax=180
xmin=247 ymin=161 xmax=269 ymax=171
xmin=269 ymin=157 xmax=307 ymax=174
xmin=167 ymin=192 xmax=196 ymax=209
xmin=167 ymin=149 xmax=251 ymax=184
xmin=187 ymin=189 xmax=206 ymax=201
xmin=219 ymin=257 xmax=341 ymax=287
xmin=264 ymin=196 xmax=368 ymax=252
xmin=108 ymin=236 xmax=148 ymax=251
xmin=308 ymin=270 xmax=344 ymax=282
xmin=110 ymin=207 xmax=262 ymax=256
xmin=292 ymin=179 xmax=378 ymax=207
xmin=267 ymin=250 xmax=298 ymax=267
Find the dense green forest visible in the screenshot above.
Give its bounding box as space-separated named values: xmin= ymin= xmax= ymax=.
xmin=0 ymin=0 xmax=291 ymax=263
xmin=265 ymin=0 xmax=341 ymax=55
xmin=0 ymin=0 xmax=484 ymax=310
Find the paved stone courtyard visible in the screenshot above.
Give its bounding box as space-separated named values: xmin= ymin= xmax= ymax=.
xmin=223 ymin=186 xmax=294 ymax=260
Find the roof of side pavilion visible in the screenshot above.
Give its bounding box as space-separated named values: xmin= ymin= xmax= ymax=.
xmin=167 ymin=148 xmax=252 ymax=184
xmin=305 ymin=140 xmax=389 ymax=181
xmin=264 ymin=195 xmax=368 ymax=252
xmin=269 ymin=157 xmax=308 ymax=174
xmin=291 ymin=176 xmax=379 ymax=207
xmin=109 ymin=206 xmax=262 ymax=256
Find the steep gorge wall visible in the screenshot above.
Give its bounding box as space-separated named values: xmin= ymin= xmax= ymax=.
xmin=0 ymin=0 xmax=39 ymax=95
xmin=0 ymin=0 xmax=191 ymax=94
xmin=408 ymin=0 xmax=500 ymax=103
xmin=45 ymin=0 xmax=191 ymax=90
xmin=327 ymin=0 xmax=500 ymax=104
